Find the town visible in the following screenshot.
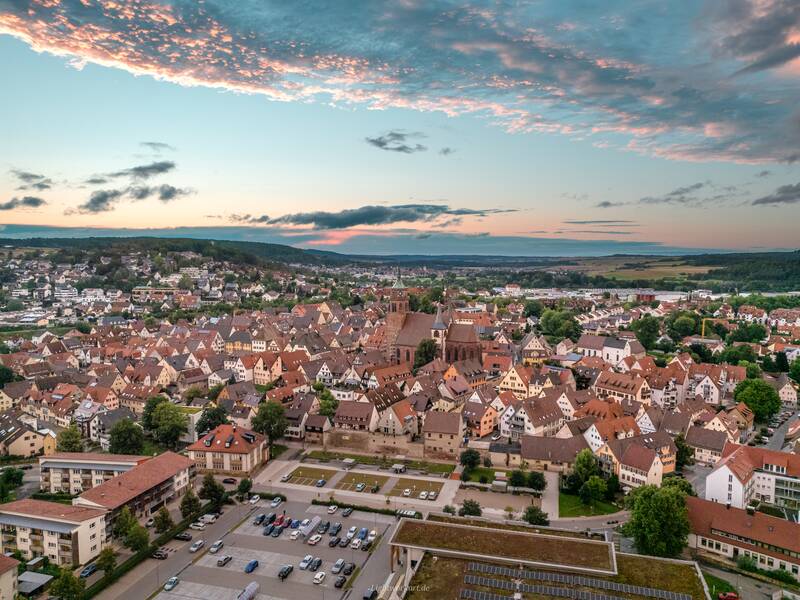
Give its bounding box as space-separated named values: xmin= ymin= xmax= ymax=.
xmin=0 ymin=242 xmax=796 ymax=600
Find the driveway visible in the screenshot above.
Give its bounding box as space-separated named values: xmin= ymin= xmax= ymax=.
xmin=682 ymin=464 xmax=712 ymax=498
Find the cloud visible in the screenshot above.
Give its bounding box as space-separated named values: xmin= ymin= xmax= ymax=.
xmin=365 ymin=131 xmax=427 ymax=153
xmin=638 ymin=182 xmax=711 ymax=205
xmin=751 ymin=182 xmax=800 ymax=205
xmin=84 ymin=177 xmax=109 ymax=185
xmin=3 ymin=1 xmax=800 ymax=163
xmin=72 ymin=184 xmax=192 ymax=213
xmin=140 ymin=141 xmax=175 ymax=152
xmin=267 ymin=204 xmax=516 ymax=229
xmin=595 ymin=201 xmax=625 ymax=208
xmin=108 ymin=160 xmax=176 ymax=180
xmin=439 ymin=147 xmax=456 ymax=156
xmin=565 ymin=230 xmax=635 ymax=235
xmin=0 ymin=196 xmax=47 ymax=210
xmin=229 ymin=213 xmax=271 ymax=224
xmin=563 ymin=220 xmax=637 ymax=225
xmin=10 ymin=169 xmax=53 ymax=191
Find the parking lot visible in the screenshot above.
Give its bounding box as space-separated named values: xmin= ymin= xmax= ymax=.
xmin=334 ymin=472 xmax=389 ymax=493
xmin=153 ymin=498 xmax=395 ymax=600
xmin=387 ymin=477 xmax=444 ymax=498
xmin=285 ymin=466 xmax=338 ymax=487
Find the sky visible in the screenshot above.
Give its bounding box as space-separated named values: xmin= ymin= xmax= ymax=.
xmin=0 ymin=0 xmax=799 ymax=256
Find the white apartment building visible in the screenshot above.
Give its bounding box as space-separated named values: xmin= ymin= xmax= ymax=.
xmin=39 ymin=453 xmax=150 ymax=495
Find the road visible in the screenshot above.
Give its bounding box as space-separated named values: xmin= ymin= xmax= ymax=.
xmin=766 ymin=408 xmax=799 ymax=451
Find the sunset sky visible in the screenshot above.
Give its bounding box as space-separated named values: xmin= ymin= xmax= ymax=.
xmin=1 ymin=0 xmax=799 ymax=256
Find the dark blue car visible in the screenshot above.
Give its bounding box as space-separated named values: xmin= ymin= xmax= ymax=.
xmin=79 ymin=564 xmax=97 ymax=578
xmin=244 ymin=559 xmax=259 ymax=573
xmin=263 ymin=524 xmax=275 ymax=536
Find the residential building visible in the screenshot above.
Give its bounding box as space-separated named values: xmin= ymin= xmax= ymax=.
xmin=39 ymin=453 xmax=150 ymax=494
xmin=423 ymin=411 xmax=464 ymax=458
xmin=187 ymin=424 xmax=267 ymax=475
xmin=0 ymin=554 xmax=18 ymax=600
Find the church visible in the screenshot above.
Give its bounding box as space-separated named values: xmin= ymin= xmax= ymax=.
xmin=383 ymin=280 xmax=481 ymax=365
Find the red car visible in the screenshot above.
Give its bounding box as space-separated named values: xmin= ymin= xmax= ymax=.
xmin=274 ymin=515 xmax=284 ymax=527
xmin=718 ymin=593 xmax=739 ymax=600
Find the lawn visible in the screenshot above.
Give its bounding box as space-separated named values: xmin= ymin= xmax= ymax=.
xmin=703 ymin=571 xmax=737 ymax=596
xmin=287 ymin=466 xmax=337 ymax=486
xmin=406 ymin=555 xmax=465 ymax=600
xmin=463 ymin=466 xmax=507 ymax=483
xmin=612 ymin=554 xmax=708 ymax=600
xmin=141 ymin=438 xmax=168 ymax=456
xmin=388 ymin=477 xmax=444 ymax=498
xmin=558 ymin=492 xmax=620 ymax=517
xmin=427 ymin=514 xmax=597 ymax=540
xmin=392 ymin=520 xmax=613 ymax=571
xmin=334 ymin=472 xmax=388 ymax=492
xmin=271 ymin=443 xmax=288 ymax=459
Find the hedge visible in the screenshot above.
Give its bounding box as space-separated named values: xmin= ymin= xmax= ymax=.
xmin=31 ymin=491 xmax=76 ymax=505
xmin=310 ymin=498 xmax=412 ymax=518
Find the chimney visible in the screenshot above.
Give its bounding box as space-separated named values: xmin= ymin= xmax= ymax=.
xmin=726 ymin=502 xmax=730 ymax=510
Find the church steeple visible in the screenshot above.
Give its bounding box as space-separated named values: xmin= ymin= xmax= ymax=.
xmin=392 ymin=266 xmax=405 ymax=289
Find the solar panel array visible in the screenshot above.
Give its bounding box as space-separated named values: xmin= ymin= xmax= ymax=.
xmin=466 ymin=562 xmax=692 ymax=600
xmin=460 ymin=589 xmax=512 ymax=600
xmin=464 ymin=574 xmax=625 ymax=600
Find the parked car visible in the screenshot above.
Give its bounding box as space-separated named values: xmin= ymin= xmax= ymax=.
xmin=249 ymin=494 xmax=261 ymax=505
xmin=428 ymin=491 xmax=437 ymax=501
xmin=271 ymin=526 xmax=283 ymax=538
xmin=332 ymin=558 xmax=345 ymax=574
xmin=335 ymin=575 xmax=347 ymax=588
xmin=329 ymin=536 xmax=341 ymax=547
xmin=262 ymin=524 xmax=275 ymax=536
xmin=308 ymin=534 xmax=322 ymax=545
xmin=209 ymin=540 xmax=224 ymax=554
xmin=189 ymin=540 xmax=205 ymax=553
xmin=199 ymin=514 xmax=217 ymax=524
xmin=79 ymin=564 xmax=97 ymax=578
xmin=253 ymin=514 xmax=266 ymax=526
xmin=346 ymin=526 xmax=357 ymax=539
xmin=342 ymin=507 xmax=353 ymax=517
xmin=491 ymin=433 xmax=502 ymax=441
xmin=313 ymin=572 xmax=326 ymax=585
xmin=350 ymin=538 xmax=362 ymax=550
xmin=717 ymin=594 xmax=739 ymax=600
xmin=290 ymin=519 xmax=301 ymax=528
xmin=367 ymin=530 xmax=377 ymax=542
xmin=222 ymin=477 xmax=237 ymax=484
xmin=274 ymin=514 xmax=285 ymax=527
xmin=265 ymin=512 xmax=276 ymax=525
xmin=290 ymin=530 xmax=301 ymax=540
xmin=357 ymin=527 xmax=368 ymax=540
xmin=330 ymin=522 xmax=342 ymax=536
xmin=280 ymin=473 xmax=291 ymax=482
xmin=402 ymin=488 xmax=411 ymax=497
xmin=355 ymin=483 xmax=366 ymax=492
xmin=318 ymin=521 xmax=330 ymax=534
xmin=315 ymin=479 xmax=326 ymax=487
xmin=343 ymin=562 xmax=356 ymax=575
xmin=278 ymin=564 xmax=293 ymax=580
xmin=299 ymin=554 xmax=314 ymax=570
xmin=244 ymin=559 xmax=259 ymax=573
xmin=309 ymin=557 xmax=322 ymax=572
xmin=163 ymin=577 xmax=179 ymax=591
xmin=174 ymin=532 xmax=192 ymax=541
xmin=363 ymin=586 xmax=378 ymax=600
xmin=300 ymin=518 xmax=311 ymax=528
xmin=362 ymin=540 xmax=373 ymax=552
xmin=270 ymin=496 xmax=283 ymax=508
xmin=418 ymin=491 xmax=428 ymax=500
xmin=152 ymin=549 xmax=169 ymax=560
xmin=189 ymin=522 xmax=206 ymax=531
xmin=216 ymin=555 xmax=232 ymax=567
xmin=328 ymin=504 xmax=338 ymax=514
xmin=145 ymin=518 xmax=155 ymax=528
xmin=338 ymin=537 xmax=350 ymax=547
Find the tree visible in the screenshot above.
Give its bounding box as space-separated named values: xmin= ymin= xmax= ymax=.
xmin=522 ymin=505 xmax=550 ymax=526
xmin=509 ymin=470 xmax=526 ymax=487
xmin=775 ymin=352 xmax=790 ymax=373
xmin=669 ymin=313 xmax=698 ymax=338
xmin=251 ymin=401 xmax=288 ymax=457
xmin=96 ymin=547 xmax=117 ymax=575
xmin=178 ymin=274 xmax=193 ymax=290
xmin=626 ymin=484 xmax=689 ymax=558
xmin=1 ymin=468 xmax=23 ymax=488
xmin=197 ymin=405 xmax=228 ymax=433
xmin=662 ymin=477 xmax=696 ymax=496
xmin=790 ymin=359 xmax=800 ymax=384
xmin=49 ymin=570 xmax=85 ymax=600
xmin=719 ymin=344 xmax=758 ymax=365
xmin=208 ymin=383 xmax=225 ymax=401
xmin=632 ymin=315 xmax=660 ymax=350
xmin=734 ymin=378 xmax=781 ymax=422
xmin=741 ymin=360 xmax=762 ymax=379
xmin=540 ymin=309 xmax=582 ymax=341
xmin=318 ymin=387 xmax=339 ymax=417
xmin=75 ymin=321 xmax=92 ymax=335
xmin=459 ymin=449 xmax=481 ymax=472
xmin=674 ymin=433 xmax=694 ymax=471
xmin=572 ymin=449 xmax=600 ymax=489
xmin=180 ymin=488 xmax=201 ymax=519
xmin=142 ymin=396 xmax=168 ymax=431
xmin=0 ymin=365 xmax=15 ymax=386
xmin=199 ymin=472 xmax=226 ymax=508
xmin=413 ymin=338 xmax=438 ymax=370
xmin=151 ymin=402 xmax=188 ymax=449
xmin=113 ymin=506 xmax=137 ymax=539
xmin=726 ymin=323 xmax=767 ymax=344
xmin=605 ymin=474 xmax=620 ymax=500
xmin=109 ymin=420 xmax=145 ymax=455
xmin=524 ymin=300 xmax=544 ymax=318
xmin=459 ymin=499 xmax=482 ymax=517
xmin=56 ymin=425 xmax=83 ymax=453
xmin=124 ymin=523 xmax=150 ymax=553
xmin=579 ymin=475 xmax=607 ymax=507
xmin=527 ymin=471 xmax=546 ymax=491
xmin=152 ymin=506 xmax=174 ymax=533
xmin=237 ymin=478 xmax=253 ymax=498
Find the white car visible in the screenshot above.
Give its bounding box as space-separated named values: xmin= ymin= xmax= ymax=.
xmin=145 ymin=518 xmax=155 ymax=528
xmin=346 ymin=526 xmax=357 ymax=539
xmin=249 ymin=495 xmax=261 ymax=505
xmin=299 ymin=554 xmax=314 ymax=570
xmin=418 ymin=491 xmax=428 ymax=500
xmin=491 ymin=433 xmax=502 ymax=441
xmin=428 ymin=491 xmax=437 ymax=501
xmin=189 ymin=522 xmax=206 ymax=531
xmin=290 ymin=530 xmax=301 ymax=540
xmin=209 ymin=540 xmax=224 ymax=554
xmin=300 ymin=518 xmax=311 ymax=528
xmin=307 ymin=534 xmax=322 ymax=546
xmin=313 ymin=571 xmax=326 ymax=585
xmin=270 ymin=497 xmax=283 ymax=508
xmin=402 ymin=488 xmax=411 ymax=497
xmin=350 ymin=538 xmax=362 ymax=550
xmin=189 ymin=540 xmax=205 ymax=553
xmin=367 ymin=530 xmax=377 ymax=542
xmin=163 ymin=576 xmax=179 ymax=591
xmin=327 ymin=505 xmax=338 ymax=514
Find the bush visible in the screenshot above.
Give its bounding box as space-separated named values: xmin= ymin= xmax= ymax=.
xmin=309 ymin=499 xmax=397 ymax=517
xmin=479 ymin=475 xmax=488 ymax=484
xmin=459 ymin=499 xmax=482 ymax=517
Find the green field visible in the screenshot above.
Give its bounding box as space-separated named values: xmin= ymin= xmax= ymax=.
xmin=558 ymin=492 xmax=620 ymax=517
